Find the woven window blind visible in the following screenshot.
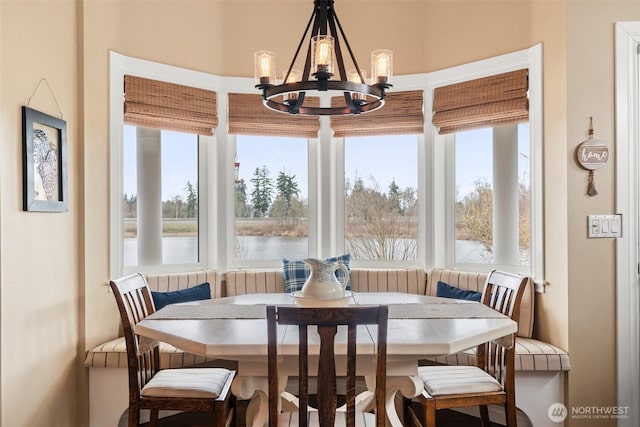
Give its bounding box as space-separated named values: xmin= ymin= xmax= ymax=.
xmin=330 ymin=90 xmax=424 ymax=137
xmin=124 ymin=75 xmax=218 ymax=136
xmin=228 ymin=93 xmax=320 ymax=138
xmin=432 ymin=69 xmax=528 ymax=134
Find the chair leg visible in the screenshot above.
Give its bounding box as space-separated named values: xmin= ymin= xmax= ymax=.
xmin=128 ymin=406 xmax=138 ymax=427
xmin=505 ymin=399 xmax=518 ymax=427
xmin=425 ymin=399 xmax=437 ymax=427
xmin=149 ymin=409 xmax=160 ymax=427
xmin=479 ymin=404 xmax=490 ymax=427
xmin=403 ymin=398 xmax=422 ymax=427
xmin=403 ymin=398 xmax=412 ymax=426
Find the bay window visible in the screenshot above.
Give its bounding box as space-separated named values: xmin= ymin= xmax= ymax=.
xmin=110 ymin=44 xmax=543 ymax=283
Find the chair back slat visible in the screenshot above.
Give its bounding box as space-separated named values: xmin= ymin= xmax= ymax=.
xmin=478 ymin=270 xmax=527 ymax=390
xmin=267 ymin=305 xmax=388 ymax=427
xmin=482 ymin=270 xmax=527 ymax=321
xmin=317 ymin=324 xmax=338 ymax=425
xmin=110 ymin=273 xmax=160 ymax=394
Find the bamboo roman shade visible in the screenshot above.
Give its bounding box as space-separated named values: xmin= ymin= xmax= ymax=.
xmin=124 ymin=75 xmax=218 ymax=136
xmin=330 ymin=90 xmax=424 ymax=137
xmin=228 ymin=93 xmax=320 ymax=138
xmin=432 ymin=69 xmax=528 ymax=134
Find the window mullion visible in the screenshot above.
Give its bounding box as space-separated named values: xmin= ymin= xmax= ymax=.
xmin=492 ymin=125 xmax=520 ymax=265
xmin=315 ymin=100 xmax=334 ymax=257
xmin=441 ymin=133 xmax=456 ymax=268
xmin=136 ymin=127 xmax=163 ymax=266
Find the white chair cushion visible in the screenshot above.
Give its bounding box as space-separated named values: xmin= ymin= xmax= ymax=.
xmin=418 ymin=365 xmax=504 ymax=396
xmin=141 ymin=368 xmax=232 ymax=399
xmin=279 ymin=410 xmax=377 ymax=426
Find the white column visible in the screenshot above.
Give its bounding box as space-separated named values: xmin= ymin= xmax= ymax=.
xmin=492 ymin=125 xmax=519 ymax=265
xmin=137 ymin=127 xmax=163 ymax=265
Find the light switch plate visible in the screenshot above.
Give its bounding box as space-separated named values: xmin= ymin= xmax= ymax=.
xmin=588 ymin=214 xmax=622 ymax=238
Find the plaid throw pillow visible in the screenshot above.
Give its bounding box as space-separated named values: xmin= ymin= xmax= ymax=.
xmin=282 ymin=254 xmax=351 ymax=293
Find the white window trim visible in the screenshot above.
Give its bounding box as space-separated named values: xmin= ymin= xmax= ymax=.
xmin=109 ymin=51 xmax=222 ymax=276
xmin=426 ymin=44 xmax=544 ymax=284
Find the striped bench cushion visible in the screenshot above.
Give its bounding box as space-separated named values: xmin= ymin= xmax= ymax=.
xmin=426 ymin=268 xmax=535 ymax=338
xmin=145 ymin=269 xmax=223 ymax=297
xmin=84 ymin=337 xmax=219 ymax=369
xmin=350 ymin=268 xmax=426 ymax=295
xmin=223 ymin=268 xmax=427 ymax=296
xmin=223 ymin=270 xmax=284 ymax=296
xmin=425 ymin=337 xmax=571 ymax=372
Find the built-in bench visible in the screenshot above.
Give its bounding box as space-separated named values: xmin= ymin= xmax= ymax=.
xmin=86 ymin=267 xmax=569 ymax=427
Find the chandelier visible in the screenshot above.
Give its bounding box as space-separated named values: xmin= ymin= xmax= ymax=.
xmin=254 ymin=0 xmax=393 ymax=116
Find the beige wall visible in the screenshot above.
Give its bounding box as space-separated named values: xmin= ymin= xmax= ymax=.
xmin=0 ymin=0 xmax=633 ymax=426
xmin=566 ymin=1 xmax=640 ymax=422
xmin=0 ymin=1 xmax=80 ymax=426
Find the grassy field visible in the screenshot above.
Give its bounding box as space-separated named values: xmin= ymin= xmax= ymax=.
xmin=124 ymin=218 xmax=309 ymax=237
xmin=124 ymin=219 xmax=198 ymax=237
xmin=124 ymin=217 xmax=419 ymax=239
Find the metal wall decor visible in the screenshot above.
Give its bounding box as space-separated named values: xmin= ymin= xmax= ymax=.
xmin=254 ymin=0 xmax=393 ymax=116
xmin=576 ymin=117 xmax=608 ymax=196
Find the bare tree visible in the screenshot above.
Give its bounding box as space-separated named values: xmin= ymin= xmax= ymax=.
xmin=345 ymin=175 xmax=417 ymax=261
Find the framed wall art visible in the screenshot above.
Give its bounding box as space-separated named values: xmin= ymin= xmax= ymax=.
xmin=22 ymin=106 xmax=68 ymax=212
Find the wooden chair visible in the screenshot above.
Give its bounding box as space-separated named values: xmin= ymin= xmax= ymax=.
xmin=404 ymin=270 xmax=528 ymax=427
xmin=266 ymin=305 xmax=388 ymax=427
xmin=110 ymin=273 xmax=236 ymax=427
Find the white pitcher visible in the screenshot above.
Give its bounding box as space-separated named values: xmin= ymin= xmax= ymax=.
xmin=300 ymin=258 xmax=349 ymax=299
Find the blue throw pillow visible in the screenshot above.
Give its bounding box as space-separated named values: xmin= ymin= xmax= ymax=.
xmin=282 ymin=254 xmax=351 ymax=293
xmin=151 ymin=282 xmax=211 ymax=310
xmin=436 ymin=280 xmax=482 ymax=302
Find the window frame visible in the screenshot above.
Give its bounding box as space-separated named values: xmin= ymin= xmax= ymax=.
xmin=428 ymin=44 xmax=544 ymax=281
xmin=336 ymin=132 xmax=426 ymax=268
xmin=109 ymin=51 xmax=219 ymax=277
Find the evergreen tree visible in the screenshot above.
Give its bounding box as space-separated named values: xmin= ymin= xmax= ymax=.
xmin=250 ymin=166 xmax=273 ymax=217
xmin=184 ymin=181 xmax=198 ymax=218
xmin=123 ymin=193 xmax=137 ymax=218
xmin=235 ymin=179 xmax=248 ymax=218
xmin=388 ymin=179 xmax=401 ymax=213
xmin=275 ymin=171 xmax=300 ymax=216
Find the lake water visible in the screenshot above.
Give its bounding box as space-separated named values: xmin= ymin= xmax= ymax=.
xmin=124 ymin=236 xmax=492 ymax=265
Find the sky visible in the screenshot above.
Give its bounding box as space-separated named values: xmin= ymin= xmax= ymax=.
xmin=236 ymin=134 xmax=419 ymax=201
xmin=124 ymin=125 xmax=529 ymax=202
xmin=124 ymin=126 xmax=198 ymax=201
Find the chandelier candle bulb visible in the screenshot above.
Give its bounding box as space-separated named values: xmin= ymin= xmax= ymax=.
xmin=283 ymin=69 xmax=302 ymax=102
xmin=372 ymin=50 xmax=393 ymax=85
xmin=254 ymin=51 xmax=276 ymax=86
xmin=348 ymin=69 xmax=367 ymax=101
xmin=312 ymin=35 xmax=334 ymax=75
xmin=347 ymin=69 xmax=365 ymax=84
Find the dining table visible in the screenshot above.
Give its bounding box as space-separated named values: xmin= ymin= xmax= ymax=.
xmin=135 ymin=291 xmax=517 ymax=427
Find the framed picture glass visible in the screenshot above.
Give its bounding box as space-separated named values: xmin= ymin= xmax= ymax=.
xmin=22 ymin=106 xmax=68 ymax=212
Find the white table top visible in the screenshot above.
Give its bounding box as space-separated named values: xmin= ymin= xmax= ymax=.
xmin=135 ymin=292 xmax=517 ymax=361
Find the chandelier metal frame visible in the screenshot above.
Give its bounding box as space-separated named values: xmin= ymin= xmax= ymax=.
xmin=255 ymin=0 xmax=392 ymax=116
